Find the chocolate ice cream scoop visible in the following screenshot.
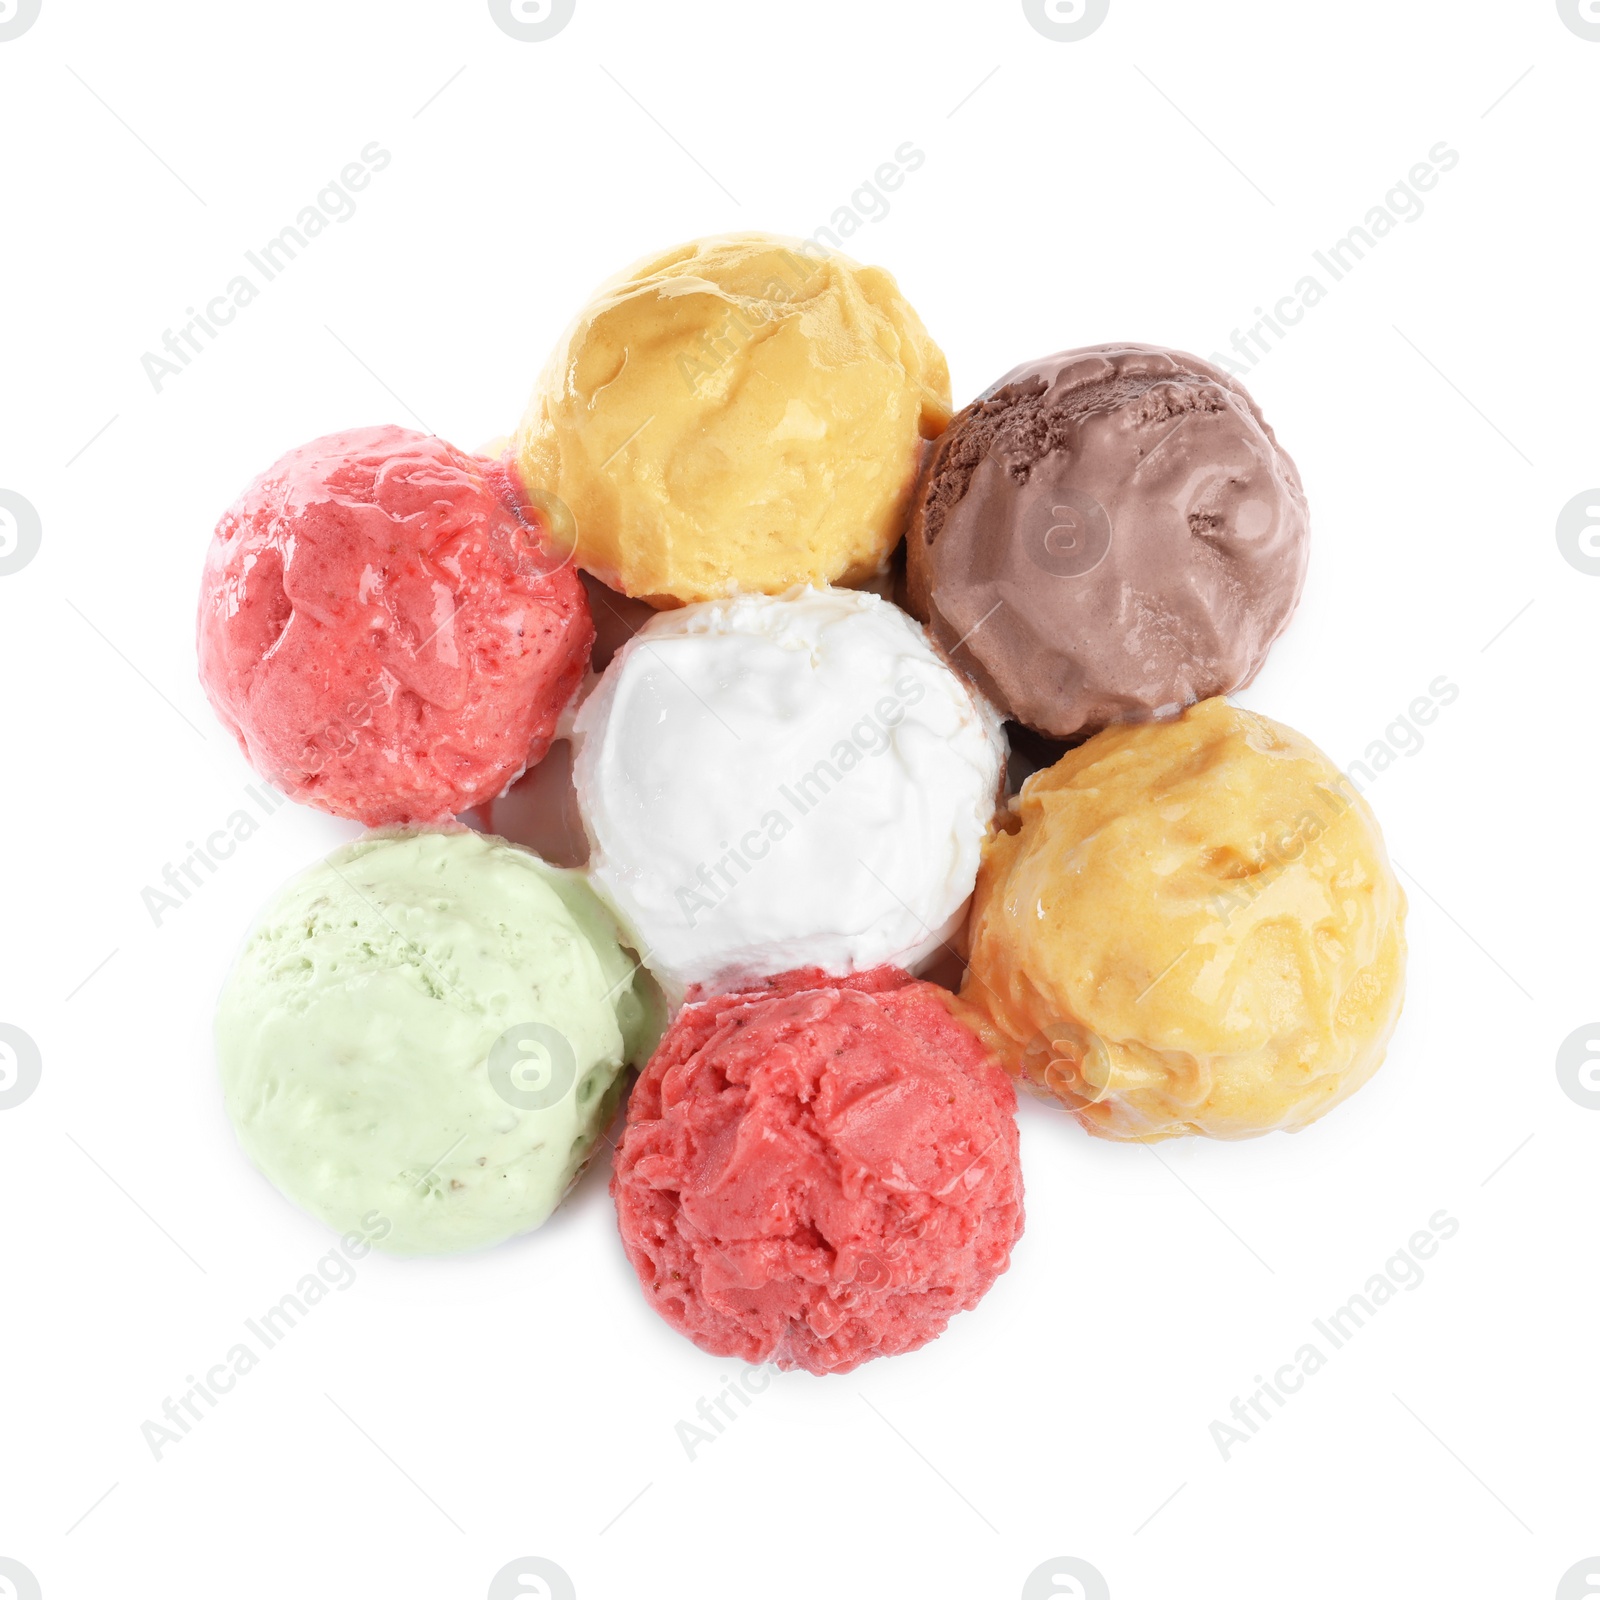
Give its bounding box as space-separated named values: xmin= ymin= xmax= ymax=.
xmin=905 ymin=344 xmax=1309 ymax=740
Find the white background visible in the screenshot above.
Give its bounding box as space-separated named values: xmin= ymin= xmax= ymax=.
xmin=2 ymin=2 xmax=1596 ymax=1597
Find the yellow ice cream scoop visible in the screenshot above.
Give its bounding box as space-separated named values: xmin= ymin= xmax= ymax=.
xmin=511 ymin=233 xmax=951 ymax=607
xmin=961 ymin=698 xmax=1406 ymax=1141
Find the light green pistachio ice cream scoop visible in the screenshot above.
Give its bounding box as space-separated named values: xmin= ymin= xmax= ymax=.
xmin=217 ymin=828 xmax=662 ymax=1254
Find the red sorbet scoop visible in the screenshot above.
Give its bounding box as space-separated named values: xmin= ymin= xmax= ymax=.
xmin=612 ymin=967 xmax=1024 ymax=1375
xmin=197 ymin=426 xmax=593 ymax=825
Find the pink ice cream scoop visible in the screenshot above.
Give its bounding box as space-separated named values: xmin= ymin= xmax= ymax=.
xmin=197 ymin=426 xmax=592 ymax=826
xmin=612 ymin=966 xmax=1024 ymax=1375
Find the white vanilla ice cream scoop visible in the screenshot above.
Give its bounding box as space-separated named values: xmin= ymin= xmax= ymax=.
xmin=573 ymin=587 xmax=1006 ymax=999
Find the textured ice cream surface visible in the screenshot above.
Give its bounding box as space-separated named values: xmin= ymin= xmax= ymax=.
xmin=216 ymin=829 xmax=661 ymax=1254
xmin=572 ymin=586 xmax=1006 ymax=1000
xmin=906 ymin=344 xmax=1309 ymax=740
xmin=198 ymin=426 xmax=593 ymax=826
xmin=961 ymin=698 xmax=1406 ymax=1141
xmin=611 ymin=966 xmax=1024 ymax=1374
xmin=511 ymin=233 xmax=951 ymax=606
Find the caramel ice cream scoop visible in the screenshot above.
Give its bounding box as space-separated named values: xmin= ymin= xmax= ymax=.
xmin=961 ymin=698 xmax=1406 ymax=1141
xmin=513 ymin=234 xmax=950 ymax=607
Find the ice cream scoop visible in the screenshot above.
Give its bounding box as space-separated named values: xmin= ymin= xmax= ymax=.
xmin=572 ymin=586 xmax=1006 ymax=999
xmin=961 ymin=698 xmax=1406 ymax=1140
xmin=216 ymin=829 xmax=661 ymax=1253
xmin=906 ymin=344 xmax=1309 ymax=740
xmin=198 ymin=426 xmax=592 ymax=826
xmin=511 ymin=233 xmax=951 ymax=606
xmin=611 ymin=966 xmax=1024 ymax=1374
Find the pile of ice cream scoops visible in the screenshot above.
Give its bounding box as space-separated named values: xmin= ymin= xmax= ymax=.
xmin=197 ymin=233 xmax=1408 ymax=1375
